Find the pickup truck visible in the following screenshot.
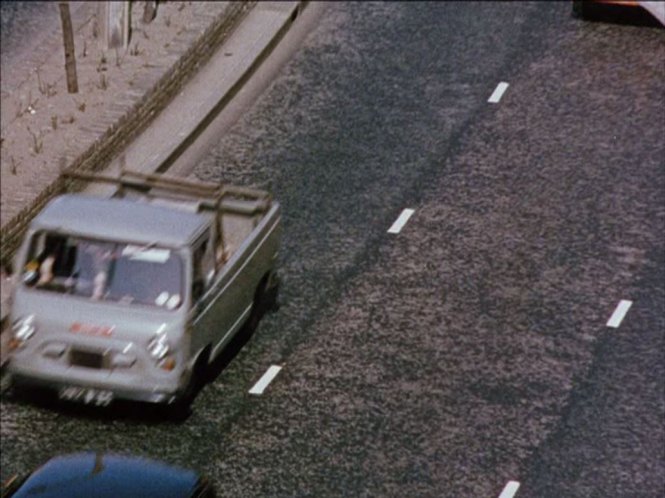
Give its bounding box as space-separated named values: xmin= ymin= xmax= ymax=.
xmin=6 ymin=170 xmax=280 ymax=411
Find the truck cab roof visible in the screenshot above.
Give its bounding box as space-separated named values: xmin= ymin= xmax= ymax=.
xmin=32 ymin=194 xmax=211 ymax=247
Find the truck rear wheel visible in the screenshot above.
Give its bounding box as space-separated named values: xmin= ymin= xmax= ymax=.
xmin=246 ymin=278 xmax=267 ymax=333
xmin=247 ymin=272 xmax=278 ymax=331
xmin=263 ymin=271 xmax=280 ymax=313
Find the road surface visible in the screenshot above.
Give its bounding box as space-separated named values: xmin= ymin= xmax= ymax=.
xmin=2 ymin=3 xmax=663 ymax=496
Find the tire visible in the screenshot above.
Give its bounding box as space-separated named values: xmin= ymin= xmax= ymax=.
xmin=572 ymin=0 xmax=587 ymax=19
xmin=169 ymin=348 xmax=209 ymax=420
xmin=248 ymin=271 xmax=280 ymax=329
xmin=246 ymin=277 xmax=268 ymax=333
xmin=264 ymin=271 xmax=280 ymax=313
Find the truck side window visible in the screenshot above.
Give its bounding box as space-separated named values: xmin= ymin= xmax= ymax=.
xmin=192 ymin=238 xmax=215 ymax=302
xmin=23 ymin=233 xmax=72 ymax=288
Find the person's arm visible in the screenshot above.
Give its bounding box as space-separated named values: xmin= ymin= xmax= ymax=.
xmin=37 ymin=255 xmax=56 ymax=285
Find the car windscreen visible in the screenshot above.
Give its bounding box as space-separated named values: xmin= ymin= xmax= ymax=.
xmin=22 ymin=232 xmax=184 ymax=310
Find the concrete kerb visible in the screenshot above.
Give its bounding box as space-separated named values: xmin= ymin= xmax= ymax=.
xmin=155 ymin=1 xmax=309 ymax=176
xmin=0 ymin=1 xmax=307 ymax=370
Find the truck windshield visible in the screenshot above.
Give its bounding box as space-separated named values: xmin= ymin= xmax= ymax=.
xmin=22 ymin=232 xmax=184 ymax=310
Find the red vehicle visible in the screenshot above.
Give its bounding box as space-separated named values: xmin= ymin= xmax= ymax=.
xmin=573 ymin=0 xmax=665 ymax=25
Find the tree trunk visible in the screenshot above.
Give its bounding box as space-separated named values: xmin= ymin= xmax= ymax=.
xmin=59 ymin=2 xmax=78 ymax=94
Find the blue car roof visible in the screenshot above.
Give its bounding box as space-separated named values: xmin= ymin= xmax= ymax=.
xmin=10 ymin=452 xmax=203 ymax=498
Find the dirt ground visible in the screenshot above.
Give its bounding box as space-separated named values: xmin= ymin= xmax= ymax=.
xmin=0 ymin=1 xmax=229 ymax=227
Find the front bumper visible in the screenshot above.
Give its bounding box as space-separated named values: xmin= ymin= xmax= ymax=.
xmin=7 ymin=361 xmax=184 ymax=405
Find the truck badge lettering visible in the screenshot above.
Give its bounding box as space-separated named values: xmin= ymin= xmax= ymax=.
xmin=70 ymin=322 xmax=114 ymax=337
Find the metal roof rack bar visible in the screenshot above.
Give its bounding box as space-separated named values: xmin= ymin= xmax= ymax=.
xmin=63 ymin=170 xmax=270 ymax=204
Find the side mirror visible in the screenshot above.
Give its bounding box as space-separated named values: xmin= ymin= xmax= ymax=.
xmin=192 ymin=280 xmax=204 ymax=303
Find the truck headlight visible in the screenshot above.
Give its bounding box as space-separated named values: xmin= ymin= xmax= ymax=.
xmin=147 ymin=333 xmax=170 ymax=360
xmin=146 ymin=325 xmax=177 ymax=371
xmin=10 ymin=315 xmax=36 ymax=350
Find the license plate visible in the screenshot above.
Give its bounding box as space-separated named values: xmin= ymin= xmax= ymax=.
xmin=70 ymin=350 xmax=105 ymax=369
xmin=58 ymin=386 xmax=114 ymax=407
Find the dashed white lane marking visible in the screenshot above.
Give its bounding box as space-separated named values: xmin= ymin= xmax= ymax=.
xmin=488 ymin=81 xmax=509 ymax=103
xmin=388 ymin=208 xmax=415 ymax=234
xmin=498 ymin=480 xmax=520 ymax=498
xmin=606 ymin=299 xmax=633 ymax=328
xmin=249 ymin=365 xmax=282 ymax=395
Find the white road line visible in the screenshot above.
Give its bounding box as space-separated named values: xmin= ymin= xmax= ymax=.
xmin=249 ymin=365 xmax=282 ymax=395
xmin=498 ymin=480 xmax=520 ymax=498
xmin=388 ymin=208 xmax=415 ymax=234
xmin=606 ymin=299 xmax=633 ymax=328
xmin=488 ymin=81 xmax=509 ymax=103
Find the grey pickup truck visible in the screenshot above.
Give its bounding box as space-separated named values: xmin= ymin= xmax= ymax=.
xmin=6 ymin=171 xmax=280 ymax=411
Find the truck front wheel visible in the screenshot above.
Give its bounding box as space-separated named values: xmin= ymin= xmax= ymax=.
xmin=170 ymin=348 xmax=209 ymax=419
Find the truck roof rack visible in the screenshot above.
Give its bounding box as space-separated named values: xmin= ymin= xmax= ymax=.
xmin=63 ymin=170 xmax=272 ymax=214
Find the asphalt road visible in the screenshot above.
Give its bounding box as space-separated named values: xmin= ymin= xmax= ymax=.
xmin=1 ymin=2 xmax=663 ymax=497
